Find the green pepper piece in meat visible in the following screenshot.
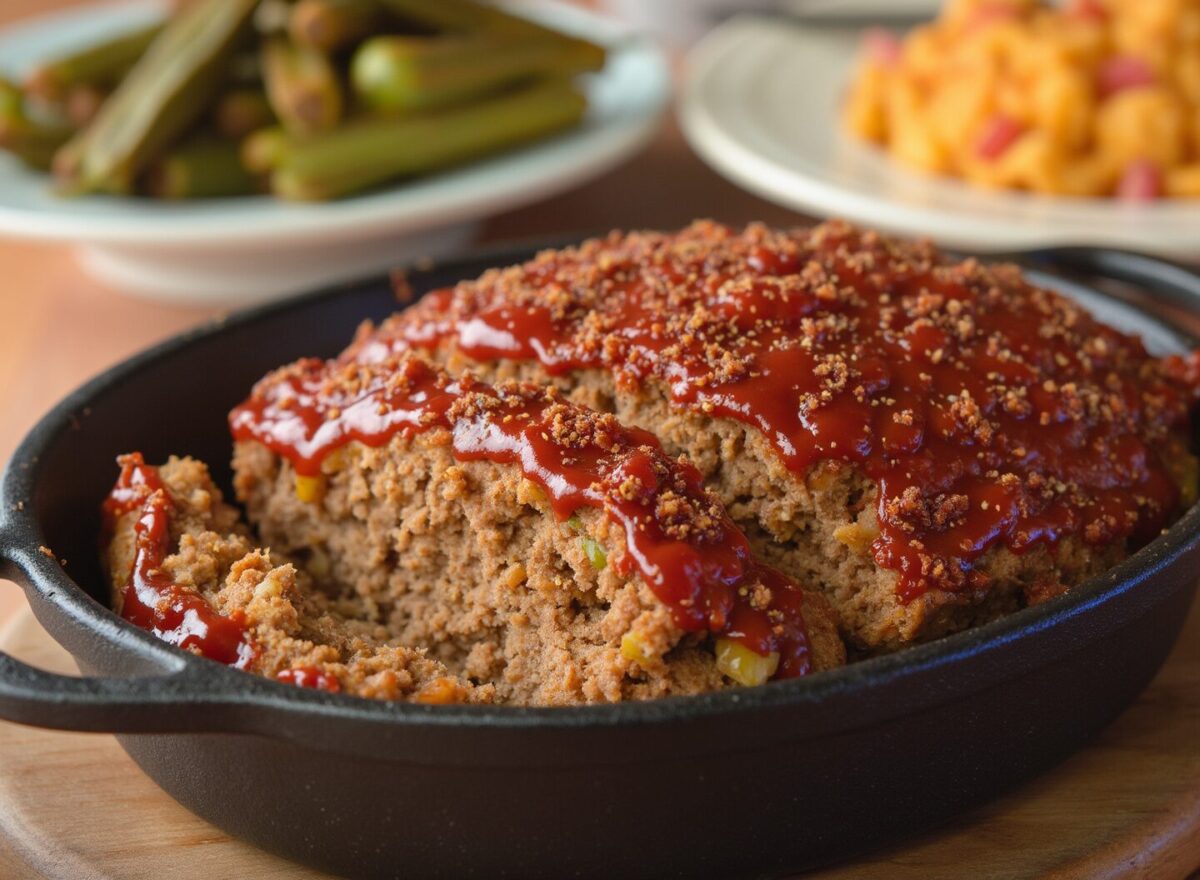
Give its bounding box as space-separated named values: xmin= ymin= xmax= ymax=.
xmin=581 ymin=535 xmax=607 ymax=571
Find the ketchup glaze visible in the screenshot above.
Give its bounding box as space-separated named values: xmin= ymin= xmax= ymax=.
xmin=102 ymin=453 xmax=256 ymax=668
xmin=353 ymin=221 xmax=1200 ymax=601
xmin=230 ymin=355 xmax=813 ymax=677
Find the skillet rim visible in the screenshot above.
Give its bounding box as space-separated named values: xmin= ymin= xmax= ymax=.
xmin=2 ymin=241 xmax=1199 ymax=732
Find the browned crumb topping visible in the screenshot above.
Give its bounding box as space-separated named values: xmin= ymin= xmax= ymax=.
xmin=346 ymin=220 xmax=1199 ymax=602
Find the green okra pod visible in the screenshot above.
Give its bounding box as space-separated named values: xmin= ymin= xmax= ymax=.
xmin=64 ymin=84 xmax=107 ymax=128
xmin=143 ymin=137 xmax=259 ymax=199
xmin=0 ymin=78 xmax=22 ymax=119
xmin=214 ymin=88 xmax=276 ymax=140
xmin=289 ymin=0 xmax=385 ymax=52
xmin=25 ymin=22 xmax=163 ymax=101
xmin=272 ymin=78 xmax=586 ymax=200
xmin=0 ymin=78 xmax=71 ymax=169
xmin=351 ymin=32 xmax=603 ymax=114
xmin=57 ymin=0 xmax=258 ymax=194
xmin=262 ymin=37 xmax=345 ymax=135
xmin=240 ymin=125 xmax=290 ymax=174
xmin=377 ymin=0 xmax=605 ymax=62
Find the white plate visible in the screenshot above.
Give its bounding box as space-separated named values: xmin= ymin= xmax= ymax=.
xmin=0 ymin=0 xmax=669 ymax=304
xmin=679 ymin=16 xmax=1199 ymax=258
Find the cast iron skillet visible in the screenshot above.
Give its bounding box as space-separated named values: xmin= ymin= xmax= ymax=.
xmin=0 ymin=241 xmax=1197 ymax=880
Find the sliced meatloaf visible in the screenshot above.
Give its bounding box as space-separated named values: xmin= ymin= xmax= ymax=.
xmin=346 ymin=220 xmax=1200 ymax=651
xmin=104 ymin=357 xmax=844 ymax=705
xmin=103 ymin=454 xmax=481 ymax=702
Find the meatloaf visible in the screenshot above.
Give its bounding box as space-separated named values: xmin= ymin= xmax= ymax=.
xmin=346 ymin=220 xmax=1200 ymax=651
xmin=101 ymin=219 xmax=1200 ymax=701
xmin=103 ymin=357 xmax=844 ymax=705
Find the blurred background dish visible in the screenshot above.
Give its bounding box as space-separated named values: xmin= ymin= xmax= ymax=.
xmin=597 ymin=0 xmax=937 ymax=48
xmin=679 ymin=13 xmax=1200 ymax=257
xmin=841 ymin=1 xmax=1200 ymax=201
xmin=0 ymin=0 xmax=669 ymax=304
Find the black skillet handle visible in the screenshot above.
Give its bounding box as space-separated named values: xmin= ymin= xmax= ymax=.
xmin=0 ymin=649 xmax=239 ymax=733
xmin=1017 ymin=247 xmax=1200 ymax=315
xmin=0 ymin=543 xmax=256 ymax=734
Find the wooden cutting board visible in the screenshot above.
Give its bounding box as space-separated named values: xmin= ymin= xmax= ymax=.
xmin=0 ymin=594 xmax=1197 ymax=880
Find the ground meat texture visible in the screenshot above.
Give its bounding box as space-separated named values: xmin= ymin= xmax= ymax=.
xmin=334 ymin=357 xmax=1128 ymax=651
xmin=222 ymin=357 xmax=843 ymax=702
xmin=228 ymin=437 xmax=837 ymax=704
xmin=104 ymin=456 xmax=481 ymax=703
xmin=101 ymin=383 xmax=845 ymax=704
xmin=352 ymin=220 xmax=1200 ymax=652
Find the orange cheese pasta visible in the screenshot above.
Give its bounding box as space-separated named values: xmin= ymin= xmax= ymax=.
xmin=843 ymin=0 xmax=1200 ymax=199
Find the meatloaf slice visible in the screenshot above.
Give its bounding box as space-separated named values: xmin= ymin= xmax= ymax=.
xmin=349 ymin=220 xmax=1200 ymax=652
xmin=116 ymin=354 xmax=840 ymax=705
xmin=104 ymin=454 xmax=483 ymax=702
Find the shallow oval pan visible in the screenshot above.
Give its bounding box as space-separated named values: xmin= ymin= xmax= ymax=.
xmin=1 ymin=241 xmax=1197 ymax=879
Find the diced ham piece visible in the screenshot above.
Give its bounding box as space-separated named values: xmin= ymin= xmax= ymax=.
xmin=1097 ymin=56 xmax=1156 ymax=98
xmin=861 ymin=27 xmax=902 ymax=66
xmin=1066 ymin=0 xmax=1107 ymax=21
xmin=965 ymin=2 xmax=1022 ymax=31
xmin=975 ymin=115 xmax=1025 ymax=160
xmin=1116 ymin=159 xmax=1163 ymax=201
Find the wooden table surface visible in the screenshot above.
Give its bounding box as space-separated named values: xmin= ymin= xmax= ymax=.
xmin=0 ymin=3 xmax=1198 ymax=879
